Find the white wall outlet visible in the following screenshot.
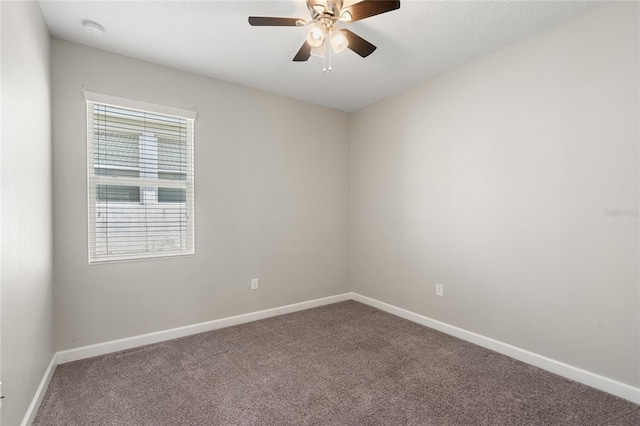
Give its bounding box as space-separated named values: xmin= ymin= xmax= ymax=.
xmin=436 ymin=283 xmax=444 ymax=297
xmin=251 ymin=278 xmax=259 ymax=290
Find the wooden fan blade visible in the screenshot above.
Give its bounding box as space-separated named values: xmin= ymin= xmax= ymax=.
xmin=343 ymin=29 xmax=376 ymax=58
xmin=293 ymin=41 xmax=312 ymax=61
xmin=248 ymin=17 xmax=300 ymax=26
xmin=340 ymin=0 xmax=400 ymax=22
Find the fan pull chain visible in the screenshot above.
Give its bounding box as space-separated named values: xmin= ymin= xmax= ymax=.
xmin=328 ymin=36 xmax=333 ymax=72
xmin=322 ymin=39 xmax=327 ymax=73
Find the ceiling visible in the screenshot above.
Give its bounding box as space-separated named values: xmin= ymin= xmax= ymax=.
xmin=39 ymin=0 xmax=603 ymax=112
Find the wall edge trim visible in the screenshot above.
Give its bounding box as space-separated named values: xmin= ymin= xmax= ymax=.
xmin=56 ymin=293 xmax=351 ymax=364
xmin=350 ymin=292 xmax=640 ymax=404
xmin=21 ymin=353 xmax=57 ymax=426
xmin=33 ymin=291 xmax=638 ymax=423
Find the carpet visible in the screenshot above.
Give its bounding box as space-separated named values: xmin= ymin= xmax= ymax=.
xmin=34 ymin=301 xmax=640 ymax=425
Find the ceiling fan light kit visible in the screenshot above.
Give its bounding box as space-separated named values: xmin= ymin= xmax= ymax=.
xmin=331 ymin=30 xmax=348 ymax=53
xmin=249 ymin=0 xmax=400 ymax=72
xmin=306 ymin=23 xmax=326 ymax=47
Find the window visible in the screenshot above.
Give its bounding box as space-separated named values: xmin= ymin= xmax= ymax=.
xmin=86 ymin=92 xmax=195 ymax=263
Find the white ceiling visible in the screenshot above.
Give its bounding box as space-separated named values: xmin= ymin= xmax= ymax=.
xmin=38 ymin=0 xmax=603 ymax=112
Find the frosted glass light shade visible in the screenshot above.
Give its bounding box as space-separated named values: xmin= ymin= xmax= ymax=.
xmin=310 ymin=45 xmax=325 ymax=58
xmin=306 ymin=24 xmax=325 ymax=47
xmin=331 ymin=30 xmax=348 ymax=53
xmin=339 ymin=11 xmax=352 ymax=22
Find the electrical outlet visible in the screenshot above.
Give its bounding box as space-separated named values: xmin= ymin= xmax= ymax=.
xmin=436 ymin=283 xmax=444 ymax=297
xmin=251 ymin=278 xmax=259 ymax=290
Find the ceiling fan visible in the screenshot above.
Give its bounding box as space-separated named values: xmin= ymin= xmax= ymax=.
xmin=249 ymin=0 xmax=400 ymax=71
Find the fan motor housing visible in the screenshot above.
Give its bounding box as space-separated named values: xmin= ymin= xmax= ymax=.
xmin=308 ymin=0 xmax=344 ymax=19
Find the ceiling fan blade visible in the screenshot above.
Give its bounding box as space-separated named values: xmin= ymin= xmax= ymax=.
xmin=293 ymin=41 xmax=312 ymax=61
xmin=343 ymin=29 xmax=376 ymax=58
xmin=248 ymin=17 xmax=301 ymax=26
xmin=340 ymin=0 xmax=400 ymax=22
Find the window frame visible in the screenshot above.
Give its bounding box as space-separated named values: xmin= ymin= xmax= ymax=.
xmin=85 ymin=91 xmax=196 ymax=264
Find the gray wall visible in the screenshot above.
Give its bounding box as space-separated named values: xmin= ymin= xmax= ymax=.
xmin=51 ymin=39 xmax=351 ymax=350
xmin=351 ymin=2 xmax=639 ymax=387
xmin=1 ymin=1 xmax=54 ymax=425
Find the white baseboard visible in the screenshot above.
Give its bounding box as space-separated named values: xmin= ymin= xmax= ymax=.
xmin=351 ymin=292 xmax=640 ymax=405
xmin=21 ymin=353 xmax=57 ymax=426
xmin=56 ymin=293 xmax=351 ymax=364
xmin=31 ymin=290 xmax=638 ymax=425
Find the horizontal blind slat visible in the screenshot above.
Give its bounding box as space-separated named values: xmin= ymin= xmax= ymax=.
xmin=87 ymin=99 xmax=195 ymax=264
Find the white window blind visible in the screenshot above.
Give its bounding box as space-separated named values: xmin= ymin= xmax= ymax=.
xmin=86 ymin=93 xmax=195 ymax=263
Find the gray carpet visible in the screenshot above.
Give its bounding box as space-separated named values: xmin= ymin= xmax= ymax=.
xmin=34 ymin=301 xmax=639 ymax=425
